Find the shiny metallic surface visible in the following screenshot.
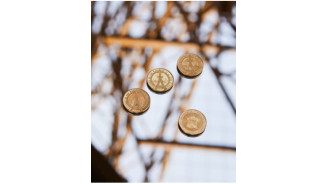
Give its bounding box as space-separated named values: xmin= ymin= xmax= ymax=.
xmin=122 ymin=88 xmax=150 ymax=115
xmin=177 ymin=53 xmax=204 ymax=78
xmin=146 ymin=68 xmax=174 ymax=94
xmin=178 ymin=109 xmax=207 ymax=137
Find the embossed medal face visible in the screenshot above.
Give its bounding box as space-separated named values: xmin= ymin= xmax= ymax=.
xmin=177 ymin=53 xmax=204 ymax=78
xmin=146 ymin=68 xmax=174 ymax=94
xmin=122 ymin=88 xmax=150 ymax=115
xmin=178 ymin=109 xmax=207 ymax=137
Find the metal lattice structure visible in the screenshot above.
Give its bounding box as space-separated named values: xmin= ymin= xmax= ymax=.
xmin=91 ymin=1 xmax=236 ymax=182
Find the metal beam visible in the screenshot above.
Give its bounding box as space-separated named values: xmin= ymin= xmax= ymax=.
xmin=104 ymin=36 xmax=235 ymax=53
xmin=137 ymin=139 xmax=236 ymax=152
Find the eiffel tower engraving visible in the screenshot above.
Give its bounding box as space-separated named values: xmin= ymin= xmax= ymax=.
xmin=186 ymin=54 xmax=194 ymax=71
xmin=130 ymin=91 xmax=140 ymax=111
xmin=155 ymin=70 xmax=166 ymax=90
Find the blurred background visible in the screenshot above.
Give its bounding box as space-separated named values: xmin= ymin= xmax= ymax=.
xmin=91 ymin=1 xmax=236 ymax=182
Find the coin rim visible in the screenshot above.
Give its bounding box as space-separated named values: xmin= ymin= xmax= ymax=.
xmin=177 ymin=53 xmax=204 ymax=78
xmin=146 ymin=68 xmax=174 ymax=94
xmin=178 ymin=109 xmax=207 ymax=137
xmin=122 ymin=88 xmax=151 ymax=115
xmin=178 ymin=123 xmax=205 ymax=137
xmin=176 ymin=65 xmax=203 ymax=79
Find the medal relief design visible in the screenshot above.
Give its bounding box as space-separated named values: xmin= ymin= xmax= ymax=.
xmin=122 ymin=88 xmax=150 ymax=115
xmin=178 ymin=109 xmax=207 ymax=137
xmin=177 ymin=53 xmax=204 ymax=78
xmin=147 ymin=68 xmax=174 ymax=93
xmin=185 ymin=115 xmax=200 ymax=130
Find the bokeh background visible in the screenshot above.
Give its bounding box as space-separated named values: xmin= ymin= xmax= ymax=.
xmin=91 ymin=1 xmax=236 ymax=182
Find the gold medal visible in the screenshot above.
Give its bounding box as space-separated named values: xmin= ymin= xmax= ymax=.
xmin=177 ymin=53 xmax=204 ymax=78
xmin=178 ymin=109 xmax=207 ymax=137
xmin=146 ymin=68 xmax=174 ymax=94
xmin=122 ymin=88 xmax=150 ymax=115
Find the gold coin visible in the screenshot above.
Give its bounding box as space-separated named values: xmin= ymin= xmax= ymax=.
xmin=178 ymin=109 xmax=207 ymax=137
xmin=177 ymin=53 xmax=204 ymax=78
xmin=122 ymin=88 xmax=150 ymax=115
xmin=146 ymin=68 xmax=174 ymax=94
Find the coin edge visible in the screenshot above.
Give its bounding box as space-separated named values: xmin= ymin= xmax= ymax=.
xmin=178 ymin=109 xmax=207 ymax=136
xmin=122 ymin=88 xmax=151 ymax=115
xmin=177 ymin=53 xmax=204 ymax=78
xmin=146 ymin=68 xmax=174 ymax=94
